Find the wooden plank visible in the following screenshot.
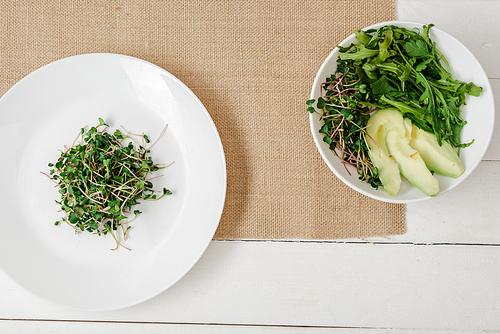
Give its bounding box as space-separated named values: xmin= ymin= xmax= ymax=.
xmin=397 ymin=0 xmax=500 ymax=161
xmin=1 ymin=2 xmax=500 ymax=333
xmin=319 ymin=160 xmax=500 ymax=244
xmin=483 ymin=79 xmax=500 ymax=160
xmin=0 ymin=319 xmax=495 ymax=334
xmin=376 ymin=160 xmax=500 ymax=244
xmin=397 ymin=0 xmax=500 ymax=78
xmin=1 ymin=241 xmax=500 ymax=330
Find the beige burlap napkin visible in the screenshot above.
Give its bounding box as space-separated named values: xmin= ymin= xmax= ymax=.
xmin=0 ymin=0 xmax=404 ymax=240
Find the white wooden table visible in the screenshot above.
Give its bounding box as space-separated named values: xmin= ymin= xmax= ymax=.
xmin=1 ymin=1 xmax=499 ymax=332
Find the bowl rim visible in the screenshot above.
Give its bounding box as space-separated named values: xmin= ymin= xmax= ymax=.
xmin=309 ymin=20 xmax=495 ymax=204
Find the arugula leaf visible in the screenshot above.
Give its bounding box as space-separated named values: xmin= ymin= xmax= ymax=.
xmin=379 ymin=95 xmax=428 ymax=121
xmin=339 ymin=44 xmax=378 ymax=60
xmin=416 ymin=72 xmax=441 ymax=145
xmin=354 ymin=29 xmax=370 ymax=45
xmin=464 ymin=82 xmax=483 ymax=97
xmin=374 ymin=30 xmax=394 ymax=63
xmin=404 ymin=113 xmax=434 ymax=133
xmin=422 ymin=24 xmax=435 ymax=46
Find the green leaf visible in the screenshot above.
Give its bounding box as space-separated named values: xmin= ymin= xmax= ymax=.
xmin=340 ymin=109 xmax=353 ymax=121
xmin=339 ymin=44 xmax=378 ymax=61
xmin=306 ymin=99 xmax=315 ymax=106
xmin=370 ymin=75 xmax=398 ymax=96
xmin=354 ymin=29 xmax=371 ymax=45
xmin=74 ymin=206 xmax=85 ymax=217
xmin=378 ymin=95 xmax=427 ymax=120
xmin=374 ymin=29 xmax=393 ymax=63
xmin=402 ymin=39 xmax=432 ymax=58
xmin=457 ymin=139 xmax=474 ymax=149
xmin=316 ymin=97 xmax=326 ymax=109
xmin=361 ymin=62 xmax=378 ymax=81
xmin=113 ymin=129 xmax=124 ymax=139
xmin=108 ymin=207 xmax=118 ymax=215
xmin=416 ymin=72 xmax=441 ymax=145
xmin=98 ymin=118 xmax=110 ymax=127
xmin=422 ymin=24 xmax=435 ymax=46
xmin=355 ymin=66 xmax=374 ymax=83
xmin=336 ymin=62 xmax=350 ymax=75
xmin=404 ymin=114 xmax=433 ymax=133
xmin=464 ymin=82 xmax=483 ymax=97
xmin=415 ymin=58 xmax=433 ymax=72
xmin=319 ymin=123 xmax=329 ymax=134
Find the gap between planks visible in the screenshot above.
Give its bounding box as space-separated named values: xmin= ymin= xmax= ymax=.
xmin=212 ymin=239 xmax=500 ymax=247
xmin=0 ymin=318 xmax=450 ymax=332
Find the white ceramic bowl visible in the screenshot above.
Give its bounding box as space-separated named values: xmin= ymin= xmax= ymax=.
xmin=309 ymin=21 xmax=494 ymax=203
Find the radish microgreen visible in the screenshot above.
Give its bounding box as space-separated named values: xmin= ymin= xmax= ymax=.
xmin=45 ymin=118 xmax=172 ymax=251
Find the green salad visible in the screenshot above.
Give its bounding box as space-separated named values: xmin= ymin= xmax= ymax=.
xmin=307 ymin=24 xmax=482 ymax=196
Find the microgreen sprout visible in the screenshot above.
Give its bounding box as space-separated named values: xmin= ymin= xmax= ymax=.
xmin=44 ymin=118 xmax=172 ymax=251
xmin=307 ymin=64 xmax=382 ymax=189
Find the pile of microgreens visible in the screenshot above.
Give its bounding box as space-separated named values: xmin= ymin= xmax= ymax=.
xmin=43 ymin=118 xmax=172 ymax=251
xmin=307 ymin=62 xmax=382 ymax=189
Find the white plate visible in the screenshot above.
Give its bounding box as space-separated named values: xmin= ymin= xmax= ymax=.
xmin=309 ymin=21 xmax=495 ymax=203
xmin=0 ymin=54 xmax=226 ymax=310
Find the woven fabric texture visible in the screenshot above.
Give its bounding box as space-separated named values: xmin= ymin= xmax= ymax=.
xmin=0 ymin=0 xmax=404 ymax=240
